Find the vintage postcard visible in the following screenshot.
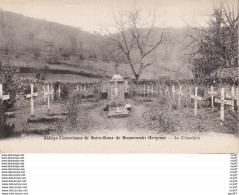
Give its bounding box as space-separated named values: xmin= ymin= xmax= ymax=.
xmin=0 ymin=0 xmax=238 ymax=153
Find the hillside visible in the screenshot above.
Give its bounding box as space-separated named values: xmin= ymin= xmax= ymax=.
xmin=0 ymin=10 xmax=194 ymax=82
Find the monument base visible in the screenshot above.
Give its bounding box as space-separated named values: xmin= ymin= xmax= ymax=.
xmin=108 ymin=105 xmax=129 ymax=118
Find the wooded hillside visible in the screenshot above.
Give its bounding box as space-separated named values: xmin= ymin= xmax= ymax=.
xmin=0 ymin=10 xmax=194 ymax=80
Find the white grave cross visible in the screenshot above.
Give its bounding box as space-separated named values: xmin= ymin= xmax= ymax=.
xmin=151 ymin=85 xmax=154 ymax=95
xmin=225 ymin=86 xmax=236 ymax=111
xmin=165 ymin=86 xmax=169 ymax=95
xmin=0 ymin=84 xmax=10 ymax=102
xmin=43 ymin=86 xmax=46 ymax=102
xmin=83 ymin=85 xmax=87 ymax=94
xmin=176 ymin=85 xmax=183 ymax=106
xmin=26 ymin=84 xmax=38 ymax=116
xmin=215 ymin=88 xmax=233 ymax=121
xmin=143 ymin=84 xmax=146 ymax=97
xmin=172 ymin=85 xmax=176 ymax=99
xmin=58 ymin=85 xmax=61 ymax=100
xmin=191 ymin=87 xmax=205 ymax=116
xmin=51 ymin=85 xmax=54 ymax=100
xmin=44 ymin=84 xmax=53 ymax=112
xmin=147 ymin=85 xmax=150 ymax=96
xmin=208 ymin=86 xmax=217 ymax=108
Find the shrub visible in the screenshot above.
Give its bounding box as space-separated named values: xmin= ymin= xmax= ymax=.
xmin=61 ymin=84 xmax=70 ymax=100
xmin=66 ymin=92 xmax=82 ymax=128
xmin=0 ymin=62 xmax=20 ymax=109
xmin=35 ymin=66 xmax=48 ymax=80
xmin=145 ymin=94 xmax=176 ymax=132
xmin=0 ymin=103 xmax=12 ymax=137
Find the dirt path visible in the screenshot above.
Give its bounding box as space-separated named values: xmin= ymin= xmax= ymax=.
xmin=87 ymin=100 xmax=149 ymax=134
xmin=88 ymin=106 xmax=130 ymax=133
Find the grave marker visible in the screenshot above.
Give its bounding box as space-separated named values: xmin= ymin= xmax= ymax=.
xmin=215 ymin=88 xmax=233 ymax=121
xmin=143 ymin=84 xmax=146 ymax=97
xmin=151 ymin=85 xmax=154 ymax=96
xmin=51 ymin=85 xmax=54 ymax=100
xmin=107 ymin=74 xmax=129 ymax=117
xmin=83 ymin=85 xmax=87 ymax=96
xmin=58 ymin=85 xmax=61 ymax=100
xmin=147 ymin=85 xmax=150 ymax=96
xmin=208 ymin=86 xmax=217 ymax=108
xmin=44 ymin=84 xmax=53 ymax=112
xmin=172 ymin=85 xmax=176 ymax=99
xmin=225 ymin=86 xmax=236 ymax=111
xmin=176 ymin=85 xmax=183 ymax=107
xmin=191 ymin=87 xmax=205 ymax=116
xmin=43 ymin=86 xmax=46 ymax=102
xmin=108 ymin=75 xmax=125 ymax=101
xmin=0 ymin=84 xmax=10 ymax=102
xmin=26 ymin=84 xmax=38 ymax=116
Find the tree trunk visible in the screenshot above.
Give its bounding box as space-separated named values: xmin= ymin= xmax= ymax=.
xmin=135 ymin=74 xmax=140 ymax=83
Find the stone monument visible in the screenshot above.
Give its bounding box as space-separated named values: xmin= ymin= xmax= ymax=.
xmin=108 ymin=74 xmax=125 ymax=101
xmin=107 ymin=74 xmax=130 ymax=118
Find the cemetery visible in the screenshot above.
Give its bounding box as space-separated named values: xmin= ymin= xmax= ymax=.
xmin=0 ymin=3 xmax=238 ymax=142
xmin=0 ymin=72 xmax=238 ymax=139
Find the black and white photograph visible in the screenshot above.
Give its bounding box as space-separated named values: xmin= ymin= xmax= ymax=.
xmin=0 ymin=0 xmax=238 ymax=153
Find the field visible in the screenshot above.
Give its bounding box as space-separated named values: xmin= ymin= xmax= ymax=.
xmin=19 ymin=73 xmax=101 ymax=83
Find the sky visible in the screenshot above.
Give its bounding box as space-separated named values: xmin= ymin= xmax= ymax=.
xmin=0 ymin=0 xmax=234 ymax=33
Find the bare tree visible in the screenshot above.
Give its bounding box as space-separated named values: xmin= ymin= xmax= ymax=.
xmin=104 ymin=10 xmax=166 ymax=82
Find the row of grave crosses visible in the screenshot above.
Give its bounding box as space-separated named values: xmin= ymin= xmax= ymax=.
xmin=76 ymin=84 xmax=87 ymax=94
xmin=171 ymin=85 xmax=239 ymax=121
xmin=43 ymin=84 xmax=54 ymax=113
xmin=213 ymin=86 xmax=238 ymax=121
xmin=43 ymin=84 xmax=63 ymax=103
xmin=185 ymin=85 xmax=238 ymax=122
xmin=27 ymin=84 xmax=64 ymax=116
xmin=138 ymin=84 xmax=238 ymax=121
xmin=139 ymin=85 xmax=154 ymax=96
xmin=171 ymin=85 xmax=184 ymax=107
xmin=26 ymin=83 xmax=53 ymax=116
xmin=27 ymin=83 xmax=88 ymax=116
xmin=1 ymin=82 xmax=239 ymax=122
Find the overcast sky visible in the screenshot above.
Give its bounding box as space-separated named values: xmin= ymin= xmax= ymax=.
xmin=0 ymin=0 xmax=235 ymax=33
